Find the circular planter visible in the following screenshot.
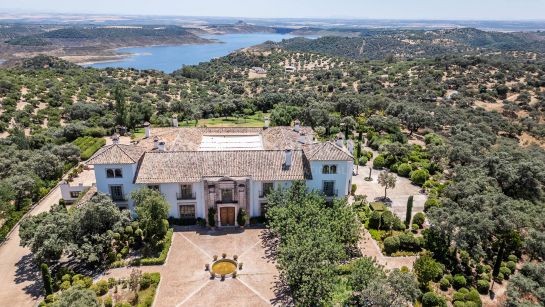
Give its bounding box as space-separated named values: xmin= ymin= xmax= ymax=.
xmin=210 ymin=259 xmax=238 ymax=278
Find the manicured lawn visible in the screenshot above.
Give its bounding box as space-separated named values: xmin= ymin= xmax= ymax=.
xmin=180 ymin=113 xmax=269 ymax=128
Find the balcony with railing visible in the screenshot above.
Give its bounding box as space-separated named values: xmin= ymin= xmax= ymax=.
xmin=111 ymin=194 xmax=128 ymax=202
xmin=177 ymin=191 xmax=196 ymax=200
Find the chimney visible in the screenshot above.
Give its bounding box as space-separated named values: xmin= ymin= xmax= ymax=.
xmin=293 ymin=120 xmax=301 ymax=132
xmin=112 ymin=133 xmax=120 ymax=145
xmin=144 ymin=122 xmax=151 ymax=138
xmin=171 ymin=114 xmax=178 ymax=127
xmin=335 ymin=137 xmax=343 ymax=148
xmin=298 ymin=132 xmax=306 ymax=144
xmin=158 ymin=140 xmax=166 ymax=151
xmin=284 ymin=149 xmax=292 ymax=168
xmin=153 ymin=136 xmax=159 ymax=150
xmin=347 ymin=139 xmax=354 ymax=154
xmin=264 ymin=116 xmax=270 ymax=129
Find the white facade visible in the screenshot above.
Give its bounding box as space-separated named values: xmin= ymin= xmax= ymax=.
xmin=92 ymin=161 xmax=352 ymax=222
xmin=88 ymin=126 xmax=354 ymax=226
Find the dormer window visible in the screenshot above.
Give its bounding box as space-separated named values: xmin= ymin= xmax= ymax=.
xmin=106 ymin=168 xmax=123 ymax=178
xmin=322 ymin=165 xmax=337 ymax=174
xmin=322 ymin=165 xmax=330 ymax=174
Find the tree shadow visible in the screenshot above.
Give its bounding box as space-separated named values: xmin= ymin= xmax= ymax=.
xmin=14 ymin=253 xmax=42 ymax=298
xmin=259 ymin=229 xmax=278 ymax=262
xmin=270 ymin=276 xmax=294 ymax=306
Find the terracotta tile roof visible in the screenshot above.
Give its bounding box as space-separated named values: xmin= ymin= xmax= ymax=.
xmin=135 ymin=150 xmax=309 ymax=184
xmin=303 ymin=141 xmax=354 ymax=161
xmin=86 ymin=144 xmax=146 ymax=165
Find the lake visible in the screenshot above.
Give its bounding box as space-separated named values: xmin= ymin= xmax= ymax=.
xmin=87 ymin=33 xmax=297 ymax=73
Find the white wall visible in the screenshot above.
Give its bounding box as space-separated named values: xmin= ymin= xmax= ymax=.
xmin=94 ymin=164 xmax=138 ymax=209
xmin=249 ymin=180 xmax=292 ymax=217
xmin=153 ymin=182 xmax=204 ymax=218
xmin=306 ymin=160 xmax=353 ymax=197
xmin=60 ymin=182 xmax=91 ymax=203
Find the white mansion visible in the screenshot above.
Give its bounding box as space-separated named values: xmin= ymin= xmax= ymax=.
xmin=87 ymin=122 xmax=354 ymax=226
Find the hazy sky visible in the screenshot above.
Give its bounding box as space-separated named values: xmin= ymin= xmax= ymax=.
xmin=2 ymin=0 xmax=545 ymax=20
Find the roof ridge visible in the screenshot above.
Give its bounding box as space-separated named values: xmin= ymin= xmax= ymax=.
xmin=115 ymin=144 xmax=138 ymax=163
xmin=144 ymin=149 xmax=303 ymax=154
xmin=86 ymin=144 xmax=115 ymax=162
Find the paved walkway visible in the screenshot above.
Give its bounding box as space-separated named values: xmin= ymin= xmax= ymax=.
xmin=353 ymin=147 xmax=427 ymax=220
xmin=0 ymin=167 xmax=95 ymax=306
xmin=102 ymin=227 xmax=280 ymax=307
xmin=358 ymin=228 xmax=417 ymax=270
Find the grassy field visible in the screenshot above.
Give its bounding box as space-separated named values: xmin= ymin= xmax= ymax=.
xmin=180 ymin=113 xmax=268 ymax=127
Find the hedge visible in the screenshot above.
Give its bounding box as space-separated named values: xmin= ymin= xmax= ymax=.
xmin=72 ymin=136 xmax=106 ymax=160
xmin=111 ymin=229 xmax=173 ymax=268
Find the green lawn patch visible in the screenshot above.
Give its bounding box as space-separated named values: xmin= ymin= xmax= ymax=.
xmin=72 ymin=136 xmax=106 ymax=160
xmin=369 ymin=202 xmax=386 ymax=211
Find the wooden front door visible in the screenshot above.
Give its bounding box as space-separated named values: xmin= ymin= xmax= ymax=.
xmin=220 ymin=207 xmax=235 ymax=226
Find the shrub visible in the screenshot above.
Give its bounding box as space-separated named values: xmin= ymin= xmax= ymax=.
xmin=60 ymin=280 xmax=71 ymax=290
xmin=412 ymin=224 xmax=419 ymax=233
xmin=424 ymin=197 xmax=440 ymax=212
xmin=237 ymin=208 xmax=247 ymax=227
xmin=413 ymin=212 xmax=426 ymax=228
xmin=410 ymin=169 xmax=430 ymax=185
xmin=358 ymin=156 xmax=368 ymax=166
xmin=351 ymin=184 xmax=357 ymax=195
xmin=483 ymin=264 xmax=492 ymax=273
xmin=104 ymin=295 xmax=113 ymax=307
xmin=405 ymin=195 xmax=414 ymax=226
xmin=383 ymin=236 xmax=400 ymax=255
xmin=139 ymin=274 xmax=152 ymax=290
xmin=373 ymin=155 xmax=385 ymax=169
xmin=422 ymin=291 xmax=447 ymax=307
xmin=452 ymin=275 xmax=467 ymax=289
xmin=500 ymin=266 xmax=511 ymax=279
xmin=507 ymin=255 xmax=518 ymax=262
xmin=135 ymin=229 xmax=173 ymax=266
xmin=368 ymin=211 xmax=382 ymax=229
xmin=506 ymin=261 xmax=516 ymax=272
xmin=495 ymin=272 xmax=504 ymax=283
xmin=40 ymin=263 xmax=53 ymax=296
xmin=439 ymin=278 xmax=450 ymax=291
xmin=477 ymin=279 xmax=489 ymax=294
xmin=397 ymin=163 xmax=412 ymax=177
xmin=208 ymin=207 xmax=216 ymax=227
xmin=95 ymin=280 xmax=109 ymax=296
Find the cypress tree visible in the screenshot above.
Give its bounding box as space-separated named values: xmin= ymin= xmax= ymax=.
xmin=405 ymin=195 xmax=414 ymax=226
xmin=40 ymin=263 xmax=53 ymax=296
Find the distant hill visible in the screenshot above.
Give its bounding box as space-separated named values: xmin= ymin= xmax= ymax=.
xmin=271 ymin=28 xmax=545 ymax=60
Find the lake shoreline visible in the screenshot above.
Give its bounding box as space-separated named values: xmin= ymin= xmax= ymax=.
xmin=74 ymin=39 xmax=225 ymax=66
xmin=84 ymin=33 xmax=295 ymax=73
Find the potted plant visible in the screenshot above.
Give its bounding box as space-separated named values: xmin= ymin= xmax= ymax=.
xmin=232 ymin=271 xmax=237 ymax=279
xmin=210 ymin=272 xmax=216 ymax=279
xmin=233 ymin=255 xmax=238 ymax=261
xmin=221 ymin=274 xmax=225 ymax=281
xmin=239 ymin=262 xmax=243 ymax=270
xmin=208 ymin=207 xmax=217 ymax=229
xmin=205 ymin=263 xmax=209 ymax=271
xmin=222 ymin=253 xmax=226 ymax=259
xmin=237 ymin=208 xmax=247 ymax=228
xmin=213 ymin=255 xmax=218 ymax=261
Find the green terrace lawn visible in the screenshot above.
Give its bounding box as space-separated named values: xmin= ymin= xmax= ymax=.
xmin=132 ymin=113 xmax=269 ymax=139
xmin=179 ymin=113 xmax=269 ymax=128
